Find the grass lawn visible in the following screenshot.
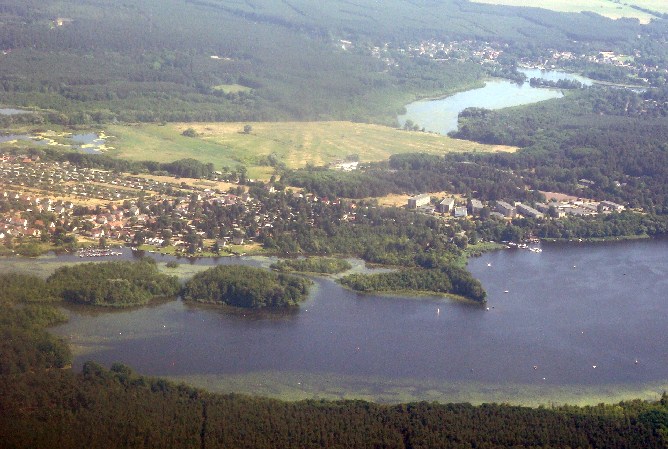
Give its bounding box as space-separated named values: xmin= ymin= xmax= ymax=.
xmin=469 ymin=0 xmax=667 ymax=23
xmin=106 ymin=121 xmax=515 ymax=181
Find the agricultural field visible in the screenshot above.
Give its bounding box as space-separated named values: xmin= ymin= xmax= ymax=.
xmin=106 ymin=122 xmax=515 ymax=180
xmin=469 ymin=0 xmax=667 ymax=23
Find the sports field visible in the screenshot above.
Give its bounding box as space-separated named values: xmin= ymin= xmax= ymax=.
xmin=106 ymin=122 xmax=515 ymax=180
xmin=470 ymin=0 xmax=667 ymax=23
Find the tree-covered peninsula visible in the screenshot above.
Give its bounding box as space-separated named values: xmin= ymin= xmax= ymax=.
xmin=47 ymin=259 xmax=180 ymax=307
xmin=339 ymin=266 xmax=486 ymax=303
xmin=182 ymin=265 xmax=311 ymax=308
xmin=271 ymin=257 xmax=352 ymax=274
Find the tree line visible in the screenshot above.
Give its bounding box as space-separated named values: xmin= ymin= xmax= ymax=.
xmin=0 ymin=260 xmax=313 ymax=309
xmin=47 ymin=259 xmax=180 ymax=307
xmin=0 ymin=342 xmax=666 ymax=448
xmin=450 ymin=87 xmax=668 ymax=212
xmin=339 ymin=265 xmax=486 ymax=303
xmin=0 ymin=240 xmax=666 ymax=448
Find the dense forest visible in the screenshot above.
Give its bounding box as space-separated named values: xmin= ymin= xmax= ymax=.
xmin=0 ymin=0 xmax=487 ymax=125
xmin=450 ymin=87 xmax=668 ymax=212
xmin=1 ymin=299 xmax=668 ymax=448
xmin=282 ymin=160 xmax=539 ymax=201
xmin=0 ymin=262 xmax=179 ymax=309
xmin=47 ymin=259 xmax=180 ymax=307
xmin=0 ymin=0 xmax=662 ymax=125
xmin=182 ymin=265 xmax=311 ymax=308
xmin=340 ymin=265 xmax=486 ymax=303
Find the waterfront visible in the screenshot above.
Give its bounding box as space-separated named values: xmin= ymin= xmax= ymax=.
xmin=48 ymin=239 xmax=668 ymax=404
xmin=398 ymin=69 xmax=593 ymax=135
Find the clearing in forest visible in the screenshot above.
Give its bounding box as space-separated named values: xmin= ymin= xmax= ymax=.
xmin=106 ymin=121 xmax=515 ymax=181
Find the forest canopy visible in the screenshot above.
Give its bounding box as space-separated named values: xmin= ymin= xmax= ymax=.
xmin=0 ymin=0 xmax=658 ymax=124
xmin=339 ymin=266 xmax=487 ymax=303
xmin=47 ymin=259 xmax=180 ymax=307
xmin=182 ymin=265 xmax=311 ymax=308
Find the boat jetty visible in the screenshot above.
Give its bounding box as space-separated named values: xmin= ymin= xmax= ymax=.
xmin=505 ymin=241 xmax=542 ymax=253
xmin=77 ymin=248 xmax=122 ymax=258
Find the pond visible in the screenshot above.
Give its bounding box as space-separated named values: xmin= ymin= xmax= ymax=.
xmin=398 ymin=69 xmax=594 ymax=135
xmin=47 ymin=239 xmax=668 ymax=405
xmin=0 ymin=131 xmax=109 ymax=153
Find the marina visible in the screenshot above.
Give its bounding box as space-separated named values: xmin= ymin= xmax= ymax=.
xmin=77 ymin=248 xmax=123 ymax=258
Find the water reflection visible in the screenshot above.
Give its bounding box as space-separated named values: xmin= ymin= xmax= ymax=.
xmin=45 ymin=239 xmax=668 ymax=403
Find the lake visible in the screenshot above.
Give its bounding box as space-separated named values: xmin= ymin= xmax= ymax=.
xmin=398 ymin=69 xmax=593 ymax=135
xmin=48 ymin=239 xmax=668 ymax=405
xmin=0 ymin=108 xmax=32 ymax=115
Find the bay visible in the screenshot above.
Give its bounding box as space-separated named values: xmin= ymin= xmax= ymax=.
xmin=48 ymin=239 xmax=668 ymax=404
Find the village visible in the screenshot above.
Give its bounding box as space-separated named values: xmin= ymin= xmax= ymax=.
xmin=0 ymin=153 xmax=359 ymax=256
xmin=0 ymin=150 xmax=633 ymax=258
xmin=355 ymin=37 xmax=665 ymax=87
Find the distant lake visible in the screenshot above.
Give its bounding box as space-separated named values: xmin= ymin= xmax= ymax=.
xmin=398 ymin=69 xmax=593 ymax=135
xmin=48 ymin=239 xmax=668 ymax=404
xmin=0 ymin=108 xmax=31 ymax=115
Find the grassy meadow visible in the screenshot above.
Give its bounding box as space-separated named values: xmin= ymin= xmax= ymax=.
xmin=470 ymin=0 xmax=667 ymax=23
xmin=106 ymin=122 xmax=515 ymax=180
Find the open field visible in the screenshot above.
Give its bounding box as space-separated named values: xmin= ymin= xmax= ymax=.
xmin=138 ymin=174 xmax=243 ymax=192
xmin=372 ymin=191 xmax=464 ymax=208
xmin=106 ymin=122 xmax=516 ymax=181
xmin=211 ymin=84 xmax=253 ymax=94
xmin=470 ymin=0 xmax=667 ymax=23
xmin=0 ymin=183 xmax=121 ymax=208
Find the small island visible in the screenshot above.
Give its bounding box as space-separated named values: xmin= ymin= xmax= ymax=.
xmin=338 ymin=266 xmax=486 ymax=303
xmin=47 ymin=259 xmax=180 ymax=307
xmin=270 ymin=257 xmax=352 ymax=274
xmin=182 ymin=265 xmax=311 ymax=308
